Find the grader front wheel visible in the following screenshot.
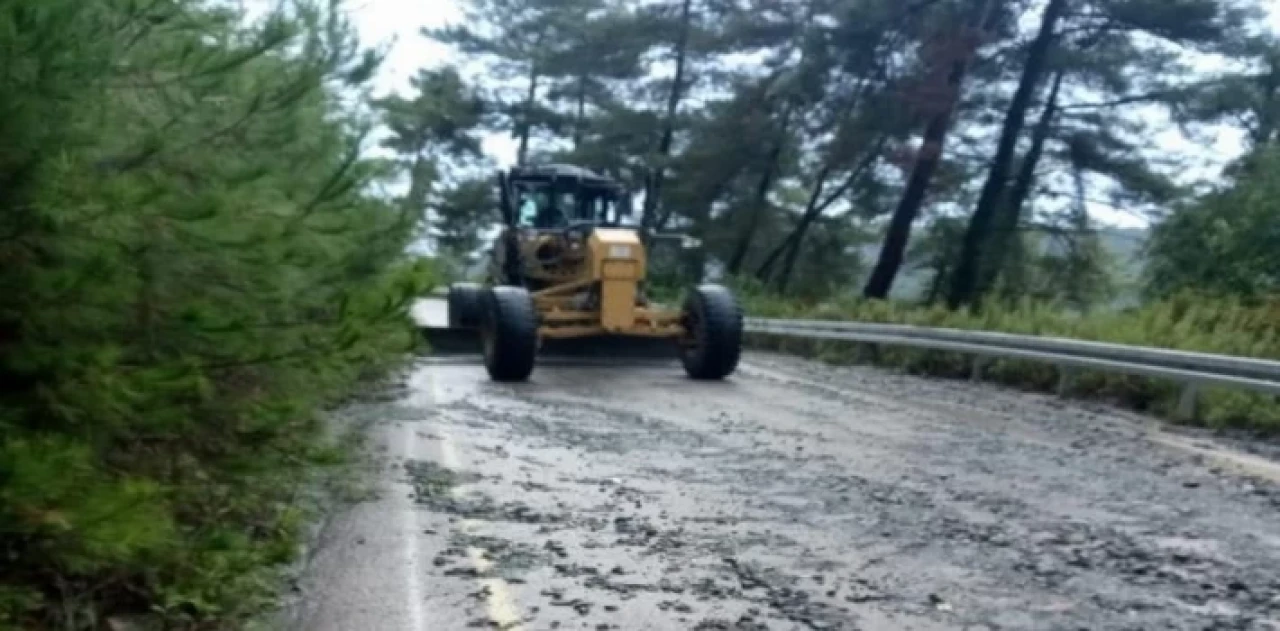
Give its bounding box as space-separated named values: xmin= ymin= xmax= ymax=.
xmin=480 ymin=286 xmax=538 ymax=382
xmin=680 ymin=284 xmax=743 ymax=380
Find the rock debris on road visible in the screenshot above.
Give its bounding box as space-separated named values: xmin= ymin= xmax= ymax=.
xmin=284 ymin=350 xmax=1280 ymax=631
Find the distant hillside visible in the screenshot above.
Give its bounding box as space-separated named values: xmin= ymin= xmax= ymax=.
xmin=1094 ymin=227 xmax=1150 ymax=308
xmin=1097 ymin=227 xmax=1148 ymax=276
xmin=856 ymin=226 xmax=1150 ymax=303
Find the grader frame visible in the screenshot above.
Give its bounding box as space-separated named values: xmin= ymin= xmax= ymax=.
xmin=426 ymin=163 xmax=742 ymax=382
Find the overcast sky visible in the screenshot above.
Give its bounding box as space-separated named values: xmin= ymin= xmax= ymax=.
xmin=299 ymin=0 xmax=1280 ymax=228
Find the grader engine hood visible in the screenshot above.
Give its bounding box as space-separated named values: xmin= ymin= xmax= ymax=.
xmin=590 ymin=229 xmax=645 ymax=332
xmin=588 ymin=228 xmax=645 ymax=271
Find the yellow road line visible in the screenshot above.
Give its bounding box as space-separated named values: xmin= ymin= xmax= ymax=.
xmin=425 ymin=369 xmax=525 ymax=630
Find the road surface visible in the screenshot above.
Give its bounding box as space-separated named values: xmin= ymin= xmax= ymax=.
xmin=280 ymin=299 xmax=1280 ymax=630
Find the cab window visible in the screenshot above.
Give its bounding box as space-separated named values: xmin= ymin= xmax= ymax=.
xmin=517 ymin=195 xmax=538 ymax=227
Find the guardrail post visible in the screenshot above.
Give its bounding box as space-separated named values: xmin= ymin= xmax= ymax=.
xmin=1056 ymin=367 xmax=1074 ymax=397
xmin=855 ymin=342 xmax=880 ymax=365
xmin=1176 ymin=383 xmax=1199 ymax=423
xmin=969 ymin=356 xmax=987 ymax=382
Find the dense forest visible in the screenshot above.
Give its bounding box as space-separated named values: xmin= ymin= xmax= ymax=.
xmin=4 ymin=0 xmax=1280 ymax=628
xmin=410 ymin=0 xmax=1278 ymax=310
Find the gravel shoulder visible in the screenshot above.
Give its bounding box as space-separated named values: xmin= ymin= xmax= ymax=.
xmin=285 ymin=349 xmax=1280 ymax=630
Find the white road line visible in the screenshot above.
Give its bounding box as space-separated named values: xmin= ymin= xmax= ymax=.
xmin=426 ymin=369 xmax=525 ymax=630
xmin=401 ymin=422 xmax=428 ymax=631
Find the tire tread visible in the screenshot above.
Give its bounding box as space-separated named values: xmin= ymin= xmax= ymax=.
xmin=483 ymin=286 xmax=538 ymax=381
xmin=681 ymin=284 xmax=743 ymax=380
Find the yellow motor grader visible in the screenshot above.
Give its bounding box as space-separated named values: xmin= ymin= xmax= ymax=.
xmin=422 ymin=163 xmax=742 ymax=382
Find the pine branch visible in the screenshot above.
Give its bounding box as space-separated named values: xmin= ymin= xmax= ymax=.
xmin=1058 ymin=75 xmax=1266 ymax=112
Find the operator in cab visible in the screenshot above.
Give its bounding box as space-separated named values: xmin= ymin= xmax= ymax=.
xmin=516 ymin=190 xmax=573 ymax=229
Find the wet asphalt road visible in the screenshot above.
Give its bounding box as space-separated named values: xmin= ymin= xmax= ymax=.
xmin=283 ymin=300 xmax=1280 ymax=631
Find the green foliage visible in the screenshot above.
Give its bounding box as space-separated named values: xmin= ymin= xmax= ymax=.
xmin=989 ymin=220 xmax=1120 ymax=312
xmin=431 ymin=177 xmax=498 ymax=264
xmin=370 ymin=64 xmax=492 ymax=277
xmin=744 ymin=290 xmax=1280 ymax=431
xmin=0 ymin=0 xmax=439 ymax=627
xmin=1146 ymin=147 xmax=1280 ymax=301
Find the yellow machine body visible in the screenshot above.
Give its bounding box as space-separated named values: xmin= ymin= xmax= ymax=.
xmin=516 ymin=228 xmax=684 ymax=341
xmin=428 ymin=164 xmax=743 ymax=381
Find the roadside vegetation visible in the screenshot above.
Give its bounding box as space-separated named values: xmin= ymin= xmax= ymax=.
xmin=0 ymin=1 xmax=442 ymax=628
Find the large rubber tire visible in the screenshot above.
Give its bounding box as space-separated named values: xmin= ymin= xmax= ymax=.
xmin=480 ymin=286 xmax=538 ymax=382
xmin=447 ymin=283 xmax=484 ymax=328
xmin=679 ymin=284 xmax=743 ymax=380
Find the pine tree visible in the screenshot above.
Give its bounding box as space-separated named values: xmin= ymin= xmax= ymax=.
xmin=862 ymin=0 xmax=1006 ymax=299
xmin=0 ymin=1 xmax=433 ymax=625
xmin=426 ymin=0 xmax=607 ymax=165
xmin=945 ymin=0 xmax=1260 ymax=308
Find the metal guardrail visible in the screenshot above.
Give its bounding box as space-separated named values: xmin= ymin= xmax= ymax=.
xmin=744 ymin=317 xmax=1280 ymax=421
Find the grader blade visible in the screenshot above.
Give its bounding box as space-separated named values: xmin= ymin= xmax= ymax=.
xmin=537 ymin=334 xmax=680 ymax=364
xmin=419 ymin=326 xmax=481 ymax=355
xmin=419 ymin=326 xmax=681 ymax=366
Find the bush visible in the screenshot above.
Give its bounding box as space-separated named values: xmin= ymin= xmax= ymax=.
xmin=0 ymin=1 xmax=436 ymax=628
xmin=742 ymin=286 xmax=1280 ymax=431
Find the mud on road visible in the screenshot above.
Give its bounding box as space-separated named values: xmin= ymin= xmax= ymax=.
xmin=286 ymin=352 xmax=1280 ymax=631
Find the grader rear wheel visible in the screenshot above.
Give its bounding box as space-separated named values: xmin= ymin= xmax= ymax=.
xmin=480 ymin=286 xmax=538 ymax=382
xmin=447 ymin=282 xmax=484 ymax=328
xmin=679 ymin=284 xmax=743 ymax=380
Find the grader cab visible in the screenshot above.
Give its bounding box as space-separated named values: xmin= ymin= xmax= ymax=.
xmin=422 ymin=163 xmax=742 ymax=382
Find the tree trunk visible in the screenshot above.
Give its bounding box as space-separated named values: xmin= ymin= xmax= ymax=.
xmin=403 ymin=136 xmax=433 ymax=214
xmin=978 ymin=68 xmax=1065 ymax=297
xmin=642 ymin=0 xmax=693 ymax=230
xmin=656 ymin=164 xmax=732 ymax=231
xmin=682 ymin=165 xmax=742 ymax=281
xmin=773 ymin=141 xmax=886 ymax=291
xmin=755 ymin=80 xmax=882 ymax=284
xmin=756 ymin=168 xmax=828 ymax=283
xmin=726 ymin=139 xmax=784 ymax=275
xmin=516 ymin=65 xmax=540 ymax=166
xmin=945 ymin=0 xmax=1068 ymax=309
xmin=772 ymin=222 xmax=811 ymax=294
xmin=862 ymin=0 xmax=998 ymax=300
xmin=1250 ymin=59 xmax=1280 ymax=146
xmin=923 ymin=259 xmax=950 ymax=304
